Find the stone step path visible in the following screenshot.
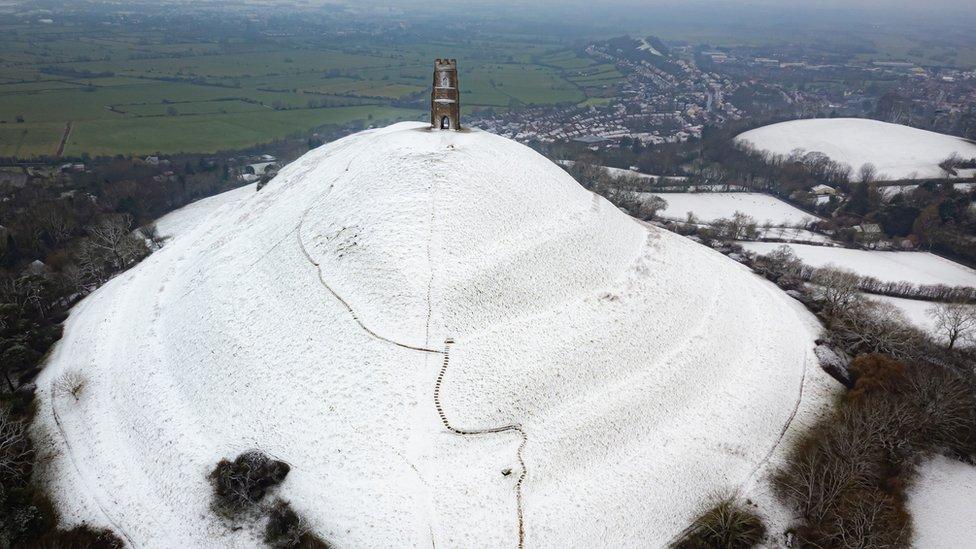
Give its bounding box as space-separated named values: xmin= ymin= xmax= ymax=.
xmin=435 ymin=339 xmax=527 ymax=549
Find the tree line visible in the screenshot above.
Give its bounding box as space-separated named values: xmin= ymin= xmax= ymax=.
xmin=0 ymin=157 xmax=238 ymax=389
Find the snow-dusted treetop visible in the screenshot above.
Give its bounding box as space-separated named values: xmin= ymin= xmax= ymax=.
xmin=36 ymin=122 xmax=825 ymax=548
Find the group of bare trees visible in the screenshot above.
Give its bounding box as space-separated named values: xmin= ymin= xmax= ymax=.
xmin=800 ymin=263 xmax=976 ymax=303
xmin=751 ymin=246 xmax=976 ymax=353
xmin=774 ymin=355 xmax=976 ymax=548
xmin=73 ymin=214 xmax=151 ymax=287
xmin=928 ymin=301 xmax=976 ymax=350
xmin=763 ymin=249 xmax=976 ymax=547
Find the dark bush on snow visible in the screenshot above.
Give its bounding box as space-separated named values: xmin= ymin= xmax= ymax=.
xmin=265 ymin=499 xmax=330 ymax=549
xmin=31 ymin=524 xmax=126 ymax=548
xmin=0 ymin=484 xmax=59 ymax=547
xmin=1 ymin=403 xmax=56 ymax=547
xmin=674 ymin=496 xmax=766 ymax=549
xmin=209 ymin=450 xmax=290 ymax=515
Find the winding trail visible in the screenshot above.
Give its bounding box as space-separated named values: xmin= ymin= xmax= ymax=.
xmin=665 ymin=286 xmax=813 ymax=547
xmin=434 ymin=340 xmax=528 ymax=549
xmin=295 ymin=217 xmax=444 ymax=356
xmin=49 ymin=387 xmax=139 ymax=548
xmin=294 ymin=194 xmax=529 ymax=546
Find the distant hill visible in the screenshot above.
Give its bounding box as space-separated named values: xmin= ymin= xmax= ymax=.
xmin=604 ymin=35 xmax=683 ymax=76
xmin=737 ymin=118 xmax=976 ymax=181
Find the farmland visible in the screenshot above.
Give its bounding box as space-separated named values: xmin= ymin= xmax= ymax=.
xmin=740 ymin=242 xmax=976 ymax=287
xmin=0 ymin=19 xmax=605 ymax=158
xmin=647 ymin=192 xmax=820 ymax=226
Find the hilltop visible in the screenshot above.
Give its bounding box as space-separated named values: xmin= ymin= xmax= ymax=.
xmin=35 ymin=122 xmax=825 ymax=547
xmin=737 ymin=118 xmax=976 ymax=181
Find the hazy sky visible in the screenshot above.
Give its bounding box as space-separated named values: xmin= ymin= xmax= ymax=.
xmin=360 ymin=0 xmax=976 ymax=25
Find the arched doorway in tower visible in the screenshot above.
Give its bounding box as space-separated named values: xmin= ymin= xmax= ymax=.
xmin=440 ymin=116 xmax=451 ymax=129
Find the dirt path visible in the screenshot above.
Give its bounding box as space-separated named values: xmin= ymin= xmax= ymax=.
xmin=294 ymin=180 xmax=529 ymax=546
xmin=49 ymin=387 xmax=140 ymax=548
xmin=55 ymin=121 xmax=72 ymax=157
xmin=295 ymin=219 xmax=444 ymax=355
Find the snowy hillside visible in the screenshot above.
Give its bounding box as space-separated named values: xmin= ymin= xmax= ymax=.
xmin=909 ymin=456 xmax=976 ymax=548
xmin=644 ymin=192 xmax=818 ymax=226
xmin=736 ymin=118 xmax=976 ymax=180
xmin=740 ymin=242 xmax=976 ymax=286
xmin=36 ymin=122 xmax=826 ymax=548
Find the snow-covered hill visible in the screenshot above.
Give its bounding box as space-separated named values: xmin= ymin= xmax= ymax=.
xmin=36 ymin=122 xmax=827 ymax=547
xmin=737 ymin=118 xmax=976 ymax=180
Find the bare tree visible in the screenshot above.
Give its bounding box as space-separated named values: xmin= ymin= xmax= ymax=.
xmin=0 ymin=408 xmax=33 ymax=484
xmin=85 ymin=214 xmax=149 ymax=273
xmin=74 ymin=237 xmax=106 ymax=284
xmin=857 ymin=163 xmax=878 ymax=185
xmin=927 ymin=301 xmax=976 ymax=349
xmin=637 ymin=195 xmax=667 ymax=220
xmin=36 ymin=203 xmax=77 ymax=245
xmin=811 ymin=266 xmax=862 ymax=314
xmin=938 ymin=152 xmax=963 ymax=181
xmin=140 ymin=222 xmax=166 ymax=250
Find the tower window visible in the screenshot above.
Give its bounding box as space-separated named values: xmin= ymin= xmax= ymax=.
xmin=441 ymin=116 xmax=451 ymax=130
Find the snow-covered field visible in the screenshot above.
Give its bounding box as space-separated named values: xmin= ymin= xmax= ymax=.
xmin=757 ymin=227 xmax=831 ymax=244
xmin=557 ymin=159 xmax=688 ymax=183
xmin=879 ymin=181 xmax=975 ymax=199
xmin=867 ymin=294 xmax=939 ymax=335
xmin=741 ymin=242 xmax=976 ymax=287
xmin=36 ymin=122 xmax=829 ymax=547
xmin=736 ymin=118 xmax=976 ymax=181
xmin=643 ymin=192 xmax=819 ymax=226
xmin=909 ymin=455 xmax=976 ymax=548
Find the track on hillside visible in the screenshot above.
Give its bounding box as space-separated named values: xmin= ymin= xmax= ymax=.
xmin=295 ymin=202 xmax=529 ymax=547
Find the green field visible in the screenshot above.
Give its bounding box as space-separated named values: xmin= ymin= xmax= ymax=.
xmin=0 ymin=21 xmax=608 ymax=158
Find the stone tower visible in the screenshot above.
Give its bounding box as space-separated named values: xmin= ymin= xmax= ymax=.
xmin=431 ymin=59 xmax=460 ymax=130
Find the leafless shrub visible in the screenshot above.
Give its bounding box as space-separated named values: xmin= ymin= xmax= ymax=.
xmin=52 ymin=370 xmax=86 ymax=401
xmin=140 ymin=222 xmax=167 ymax=250
xmin=265 ymin=499 xmax=330 ymax=549
xmin=674 ymin=496 xmax=766 ymax=549
xmin=638 ymin=195 xmax=668 ymax=220
xmin=209 ymin=450 xmax=290 ymax=516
